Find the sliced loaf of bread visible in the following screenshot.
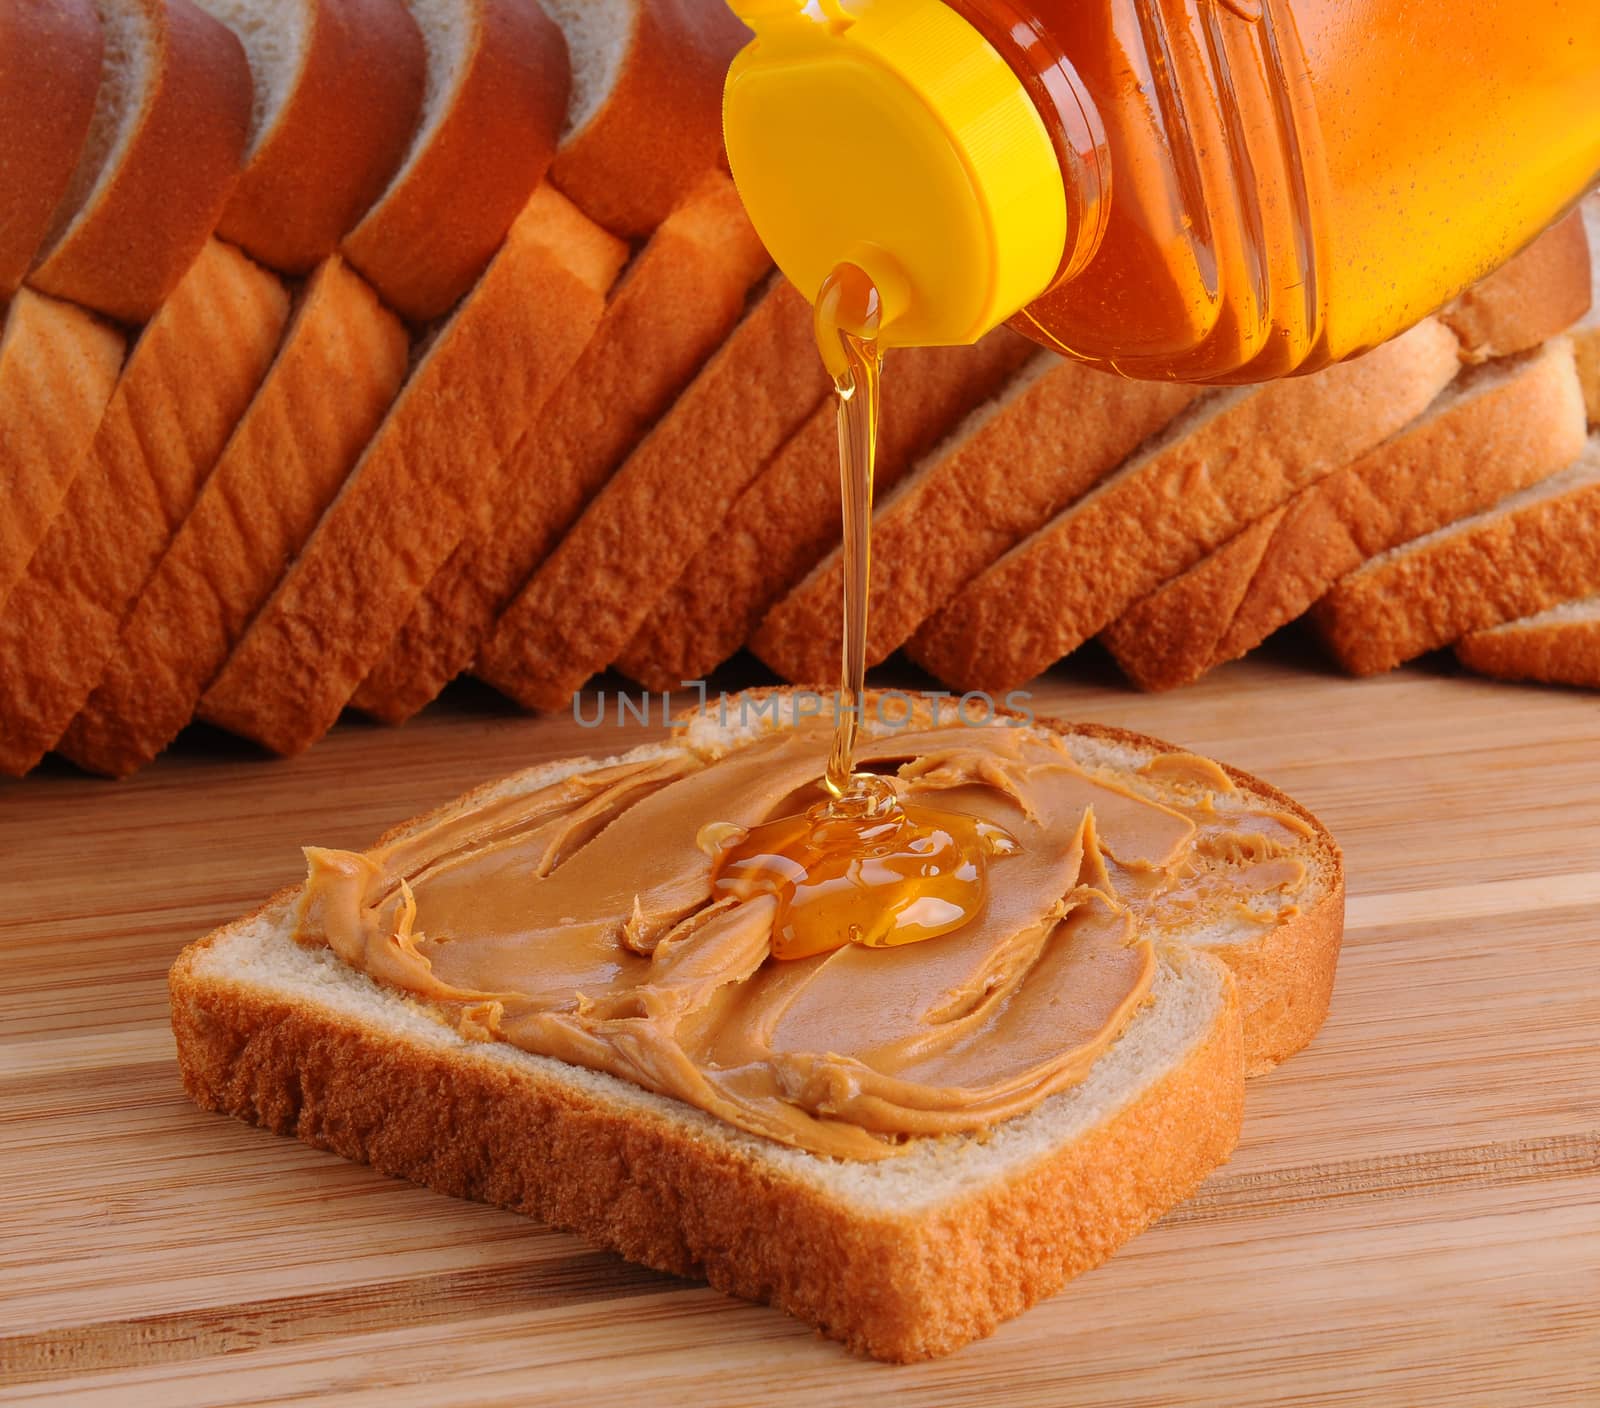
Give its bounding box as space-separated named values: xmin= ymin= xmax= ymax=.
xmin=340 ymin=0 xmax=572 ymax=324
xmin=474 ymin=279 xmax=831 ymax=713
xmin=0 ymin=290 xmax=125 ymax=616
xmin=199 ymin=187 xmax=627 ymax=757
xmin=908 ymin=319 xmax=1463 ymax=694
xmin=198 ymin=0 xmax=427 ymax=274
xmin=1313 ymin=435 xmax=1600 ymax=675
xmin=0 ymin=240 xmax=288 ymax=776
xmin=61 ymin=256 xmax=411 ymax=777
xmin=28 ymin=0 xmax=253 ymax=325
xmin=1455 ymin=594 xmax=1600 ymax=688
xmin=1103 ymin=338 xmax=1590 ymax=691
xmin=350 ymin=174 xmax=771 ymax=727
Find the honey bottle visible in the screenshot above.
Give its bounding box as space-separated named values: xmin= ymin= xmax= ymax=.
xmin=722 ymin=0 xmax=1600 ymax=382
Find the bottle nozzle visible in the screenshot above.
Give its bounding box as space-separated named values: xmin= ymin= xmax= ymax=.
xmin=815 ymin=260 xmax=888 ymax=381
xmin=721 ymin=0 xmax=1067 ymax=348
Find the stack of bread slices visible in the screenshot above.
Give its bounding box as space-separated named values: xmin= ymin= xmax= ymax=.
xmin=740 ymin=200 xmax=1600 ymax=702
xmin=2 ymin=1 xmax=1595 ymax=780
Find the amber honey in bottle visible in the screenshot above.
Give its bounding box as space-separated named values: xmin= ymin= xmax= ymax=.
xmin=723 ymin=0 xmax=1600 ymax=382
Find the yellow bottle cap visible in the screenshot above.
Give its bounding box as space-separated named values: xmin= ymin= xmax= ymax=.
xmin=723 ymin=0 xmax=1068 ymax=348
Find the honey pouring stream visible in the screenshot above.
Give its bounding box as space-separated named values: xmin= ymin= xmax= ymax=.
xmin=701 ymin=265 xmax=1015 ymax=961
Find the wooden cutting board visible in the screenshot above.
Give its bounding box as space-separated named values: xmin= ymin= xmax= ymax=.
xmin=3 ymin=652 xmax=1598 ymax=1406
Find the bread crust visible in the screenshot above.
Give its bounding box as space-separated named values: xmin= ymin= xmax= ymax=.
xmin=0 ymin=290 xmax=125 ymax=618
xmin=349 ymin=175 xmax=771 ymax=727
xmin=214 ymin=0 xmax=427 ymax=274
xmin=340 ymin=0 xmax=571 ymax=324
xmin=60 ymin=256 xmax=411 ymax=778
xmin=1314 ymin=447 xmax=1600 ymax=675
xmin=1104 ymin=340 xmax=1590 ymax=692
xmin=28 ymin=0 xmax=253 ymax=326
xmin=168 ymin=935 xmax=1242 ymax=1362
xmin=751 ymin=361 xmax=1198 ymax=688
xmin=549 ymin=1 xmax=750 ymax=238
xmin=0 ymin=0 xmax=104 ymax=298
xmin=199 ymin=188 xmax=626 ymax=757
xmin=907 ymin=320 xmax=1462 ymax=694
xmin=1440 ymin=211 xmax=1592 ymax=363
xmin=474 ymin=279 xmax=832 ymax=713
xmin=1455 ymin=602 xmax=1600 ymax=688
xmin=0 ymin=240 xmax=287 ymax=778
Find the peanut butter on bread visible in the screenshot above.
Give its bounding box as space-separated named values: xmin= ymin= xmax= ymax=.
xmin=296 ymin=711 xmax=1323 ymax=1159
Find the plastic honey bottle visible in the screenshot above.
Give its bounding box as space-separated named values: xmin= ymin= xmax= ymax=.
xmin=722 ymin=0 xmax=1600 ymax=382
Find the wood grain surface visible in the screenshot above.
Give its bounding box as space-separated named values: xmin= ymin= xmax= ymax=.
xmin=3 ymin=644 xmax=1598 ymax=1405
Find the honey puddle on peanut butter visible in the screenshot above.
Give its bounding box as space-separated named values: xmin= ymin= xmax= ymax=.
xmin=701 ymin=263 xmax=1009 ymax=961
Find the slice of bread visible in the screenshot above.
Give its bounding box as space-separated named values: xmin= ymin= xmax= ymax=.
xmin=0 ymin=290 xmax=125 ymax=616
xmin=199 ymin=0 xmax=427 ymax=274
xmin=475 ymin=279 xmax=832 ymax=712
xmin=907 ymin=318 xmax=1462 ymax=694
xmin=177 ymin=908 xmax=1236 ymax=1363
xmin=1455 ymin=593 xmax=1600 ymax=688
xmin=1571 ymin=195 xmax=1600 ymax=425
xmin=28 ymin=0 xmax=253 ymax=326
xmin=1104 ymin=338 xmax=1590 ymax=691
xmin=0 ymin=240 xmax=288 ymax=777
xmin=349 ymin=174 xmax=771 ymax=727
xmin=1440 ymin=209 xmax=1592 ymax=364
xmin=169 ymin=695 xmax=1342 ymax=1359
xmin=617 ymin=333 xmax=1042 ymax=693
xmin=198 ymin=186 xmax=627 ymax=757
xmin=1313 ymin=435 xmax=1600 ymax=675
xmin=339 ymin=0 xmax=571 ymax=325
xmin=60 ymin=257 xmax=410 ymax=778
xmin=542 ymin=0 xmax=751 ymax=237
xmin=750 ymin=357 xmax=1200 ymax=688
xmin=0 ymin=0 xmax=104 ymax=298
